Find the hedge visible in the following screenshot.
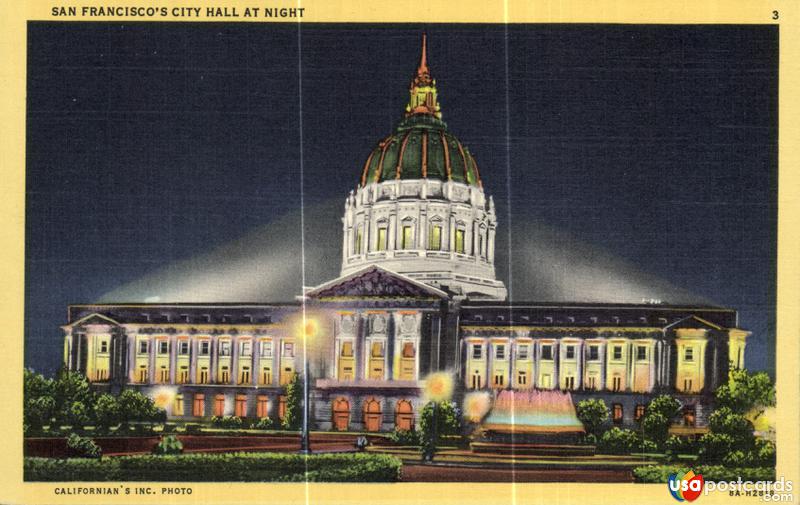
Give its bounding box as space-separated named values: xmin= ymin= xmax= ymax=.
xmin=25 ymin=452 xmax=402 ymax=482
xmin=633 ymin=464 xmax=776 ymax=483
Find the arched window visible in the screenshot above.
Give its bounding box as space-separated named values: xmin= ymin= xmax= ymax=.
xmin=395 ymin=400 xmax=414 ymax=431
xmin=332 ymin=397 xmax=350 ymax=431
xmin=362 ymin=397 xmax=382 ymax=432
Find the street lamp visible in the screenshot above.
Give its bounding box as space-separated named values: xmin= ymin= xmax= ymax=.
xmin=300 ymin=317 xmax=318 ymax=455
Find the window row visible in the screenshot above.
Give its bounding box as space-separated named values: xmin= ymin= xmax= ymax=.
xmin=352 ymin=221 xmax=487 ymax=257
xmin=133 ymin=363 xmax=296 ymax=386
xmin=467 ymin=342 xmax=685 ymax=362
xmin=134 ymin=339 xmax=291 ymax=358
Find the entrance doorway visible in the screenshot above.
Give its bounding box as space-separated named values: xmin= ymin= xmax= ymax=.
xmin=363 ymin=397 xmax=382 ymax=432
xmin=395 ymin=400 xmax=414 ymax=431
xmin=332 ymin=397 xmax=350 ymax=431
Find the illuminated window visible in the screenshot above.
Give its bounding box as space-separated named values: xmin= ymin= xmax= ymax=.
xmin=220 ymin=366 xmax=230 ymax=383
xmin=219 ymin=341 xmax=231 ymax=356
xmin=612 ymin=375 xmax=622 ymax=392
xmin=683 ymin=378 xmax=693 ymax=392
xmin=565 ymin=345 xmax=575 ymax=359
xmin=684 ymin=347 xmax=694 ymax=362
xmin=612 ymin=403 xmax=623 ymax=424
xmin=471 ymin=344 xmax=482 ymax=360
xmin=239 ymin=366 xmax=251 ymax=384
xmin=138 ymin=340 xmax=148 ymax=355
xmin=340 ymin=341 xmax=354 ymax=357
xmin=376 ymin=227 xmax=387 ymax=251
xmin=564 ymin=376 xmax=575 ymax=390
xmin=137 ymin=365 xmax=147 ymax=383
xmin=199 ymin=341 xmax=210 ymax=355
xmin=517 ymin=371 xmax=527 ymax=386
xmin=637 ymin=346 xmax=647 ymax=361
xmin=159 ymin=366 xmax=169 ymax=383
xmin=192 ymin=394 xmax=205 ymax=417
xmin=260 ymin=367 xmax=272 ymax=385
xmin=283 ymin=342 xmax=294 ymax=358
xmin=683 ymin=406 xmax=696 ymax=426
xmin=354 ymin=226 xmax=363 ymax=254
xmin=471 ymin=371 xmax=482 ymax=389
xmin=240 ymin=340 xmax=252 ymax=356
xmin=495 ymin=345 xmax=506 ymax=360
xmin=613 ymin=345 xmax=623 ymax=361
xmin=178 ymin=366 xmax=189 ymax=384
xmin=402 ymin=342 xmax=415 ymax=358
xmin=371 ymin=342 xmax=384 ymax=358
xmin=99 ymin=340 xmax=108 ymax=353
xmin=234 ymin=394 xmax=247 ymax=417
xmin=428 ymin=225 xmax=442 ymax=251
xmin=587 ymin=375 xmax=597 ymax=389
xmin=198 ymin=366 xmax=209 ymax=384
xmin=214 ymin=394 xmax=225 ymax=417
xmin=260 ymin=341 xmax=273 ymax=357
xmin=256 ymin=395 xmax=269 ymax=418
xmin=401 ymin=225 xmax=413 ymax=249
xmin=174 ymin=394 xmax=184 ymax=416
xmin=517 ymin=345 xmax=529 ymax=360
xmin=493 ymin=373 xmax=504 ymax=386
xmin=178 ymin=340 xmax=189 ymax=355
xmin=278 ymin=395 xmax=287 ymax=420
xmin=588 ymin=345 xmax=599 ymax=360
xmin=541 ymin=345 xmax=553 ymax=361
xmin=158 ymin=340 xmax=169 ymax=355
xmin=454 ymin=229 xmax=465 ymax=254
xmin=635 ymin=404 xmax=646 ymax=421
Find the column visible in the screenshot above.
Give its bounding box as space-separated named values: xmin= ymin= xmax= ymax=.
xmin=148 ymin=337 xmax=156 ymax=384
xmin=189 ymin=338 xmax=196 ymax=385
xmin=231 ymin=336 xmax=239 ymax=385
xmin=576 ymin=340 xmax=584 ymax=389
xmin=355 ymin=315 xmax=365 ymax=380
xmin=169 ymin=335 xmax=177 ymax=384
xmin=553 ymin=341 xmax=560 ymax=389
xmin=388 ymin=212 xmax=397 ymax=251
xmin=508 ymin=339 xmax=514 ymax=389
xmin=127 ymin=337 xmax=136 ymax=383
xmin=386 ymin=314 xmax=395 ymax=380
xmin=210 ymin=336 xmax=218 ymax=384
xmin=599 ymin=340 xmax=606 ymax=390
xmin=487 ymin=227 xmax=496 ymax=263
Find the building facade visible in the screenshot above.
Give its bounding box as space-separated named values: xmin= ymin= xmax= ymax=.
xmin=61 ymin=36 xmax=749 ymax=433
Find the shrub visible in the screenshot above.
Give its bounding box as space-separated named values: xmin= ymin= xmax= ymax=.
xmin=579 ymin=433 xmax=597 ymax=446
xmin=633 ymin=464 xmax=776 ymax=483
xmin=250 ymin=417 xmax=275 ymax=430
xmin=697 ymin=432 xmax=734 ymax=464
xmin=723 ymin=450 xmax=749 ymax=467
xmin=66 ymin=433 xmax=101 ymax=459
xmin=93 ymin=394 xmax=120 ymax=429
xmin=24 ymin=452 xmax=402 ymax=482
xmin=387 ymin=428 xmax=420 ymax=446
xmin=664 ymin=435 xmax=699 ymax=459
xmin=576 ymin=399 xmax=608 ymax=436
xmin=183 ymin=423 xmax=202 ymax=434
xmin=639 ymin=439 xmax=659 ymax=453
xmin=211 ymin=416 xmax=244 ymax=429
xmin=598 ymin=427 xmax=641 ymax=455
xmin=153 ymin=435 xmax=183 ymax=455
xmin=754 ymin=438 xmax=776 ymax=467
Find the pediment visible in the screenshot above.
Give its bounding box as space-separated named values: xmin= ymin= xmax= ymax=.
xmin=66 ymin=312 xmax=121 ymax=327
xmin=305 ymin=266 xmax=447 ymax=299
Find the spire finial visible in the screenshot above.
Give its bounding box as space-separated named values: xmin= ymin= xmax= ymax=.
xmin=405 ymin=33 xmax=442 ymax=118
xmin=417 ymin=33 xmax=428 ymax=76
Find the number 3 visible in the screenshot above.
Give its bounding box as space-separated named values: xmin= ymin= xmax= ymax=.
xmin=772 ymin=10 xmax=779 ymax=20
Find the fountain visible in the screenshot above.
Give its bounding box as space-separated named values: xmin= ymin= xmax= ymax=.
xmin=470 ymin=389 xmax=594 ymax=456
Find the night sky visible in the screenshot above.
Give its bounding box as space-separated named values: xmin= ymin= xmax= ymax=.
xmin=25 ymin=23 xmax=777 ymax=376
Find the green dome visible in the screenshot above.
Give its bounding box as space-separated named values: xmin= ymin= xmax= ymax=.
xmin=359 ymin=115 xmax=483 ymax=187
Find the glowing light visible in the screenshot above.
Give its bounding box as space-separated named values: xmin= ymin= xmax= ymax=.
xmin=301 ymin=318 xmax=318 ymax=341
xmin=423 ymin=372 xmax=453 ymax=402
xmin=463 ymin=391 xmax=492 ymax=423
xmin=747 ymin=406 xmax=775 ymax=433
xmin=151 ymin=386 xmax=177 ymax=413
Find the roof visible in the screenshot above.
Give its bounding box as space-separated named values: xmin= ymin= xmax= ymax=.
xmin=304 ymin=264 xmax=449 ymax=299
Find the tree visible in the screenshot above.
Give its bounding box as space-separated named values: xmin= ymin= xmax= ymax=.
xmin=52 ymin=370 xmax=94 ymax=424
xmin=640 ymin=395 xmax=680 ymax=448
xmin=576 ymin=398 xmax=608 ymax=436
xmin=116 ymin=389 xmax=165 ymax=425
xmin=418 ymin=401 xmax=461 ymax=461
xmin=715 ymin=368 xmax=775 ymax=415
xmin=282 ymin=373 xmax=302 ymax=430
xmin=93 ymin=394 xmax=121 ymax=428
xmin=25 ymin=396 xmax=56 ymax=430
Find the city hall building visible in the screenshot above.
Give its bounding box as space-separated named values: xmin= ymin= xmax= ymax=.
xmin=61 ymin=37 xmax=749 ymax=433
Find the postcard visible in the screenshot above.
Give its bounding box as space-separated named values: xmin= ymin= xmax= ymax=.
xmin=1 ymin=1 xmax=798 ymax=504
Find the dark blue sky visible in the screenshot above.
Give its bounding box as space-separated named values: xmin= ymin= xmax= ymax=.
xmin=25 ymin=23 xmax=777 ymax=376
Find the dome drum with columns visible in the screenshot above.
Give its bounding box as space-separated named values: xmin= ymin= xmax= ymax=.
xmin=341 ymin=35 xmax=507 ymax=300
